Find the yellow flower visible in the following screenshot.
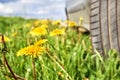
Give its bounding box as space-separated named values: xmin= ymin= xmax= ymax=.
xmin=34 ymin=20 xmax=41 ymax=27
xmin=79 ymin=17 xmax=84 ymax=26
xmin=79 ymin=17 xmax=83 ymax=21
xmin=52 ymin=20 xmax=61 ymax=25
xmin=40 ymin=24 xmax=48 ymax=29
xmin=17 ymin=45 xmax=45 ymax=58
xmin=29 ymin=27 xmax=47 ymax=36
xmin=34 ymin=39 xmax=48 ymax=46
xmin=84 ymin=78 xmax=89 ymax=80
xmin=0 ymin=35 xmax=10 ymax=42
xmin=40 ymin=20 xmax=49 ymax=24
xmin=65 ymin=20 xmax=77 ymax=27
xmin=50 ymin=29 xmax=65 ymax=36
xmin=25 ymin=23 xmax=31 ymax=27
xmin=57 ymin=71 xmax=63 ymax=77
xmin=12 ymin=32 xmax=17 ymax=37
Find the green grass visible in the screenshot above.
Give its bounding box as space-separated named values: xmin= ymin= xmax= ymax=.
xmin=0 ymin=16 xmax=120 ymax=80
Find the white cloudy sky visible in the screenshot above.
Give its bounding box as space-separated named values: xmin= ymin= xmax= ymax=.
xmin=0 ymin=0 xmax=66 ymax=20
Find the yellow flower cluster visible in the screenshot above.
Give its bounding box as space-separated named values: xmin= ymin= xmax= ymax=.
xmin=34 ymin=20 xmax=49 ymax=27
xmin=34 ymin=20 xmax=41 ymax=27
xmin=17 ymin=45 xmax=45 ymax=58
xmin=0 ymin=35 xmax=10 ymax=42
xmin=40 ymin=24 xmax=48 ymax=29
xmin=40 ymin=20 xmax=49 ymax=24
xmin=34 ymin=39 xmax=48 ymax=46
xmin=25 ymin=23 xmax=31 ymax=27
xmin=29 ymin=27 xmax=47 ymax=36
xmin=50 ymin=29 xmax=65 ymax=36
xmin=52 ymin=20 xmax=61 ymax=25
xmin=66 ymin=20 xmax=77 ymax=27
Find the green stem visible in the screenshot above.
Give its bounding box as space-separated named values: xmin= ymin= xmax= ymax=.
xmin=32 ymin=57 xmax=36 ymax=80
xmin=1 ymin=34 xmax=17 ymax=80
xmin=3 ymin=54 xmax=17 ymax=80
xmin=46 ymin=49 xmax=72 ymax=80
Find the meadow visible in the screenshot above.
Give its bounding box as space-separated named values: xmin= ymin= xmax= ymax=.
xmin=0 ymin=16 xmax=120 ymax=80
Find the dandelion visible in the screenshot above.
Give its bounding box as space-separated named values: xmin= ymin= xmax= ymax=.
xmin=52 ymin=20 xmax=61 ymax=25
xmin=12 ymin=32 xmax=17 ymax=37
xmin=65 ymin=20 xmax=77 ymax=27
xmin=0 ymin=35 xmax=10 ymax=42
xmin=79 ymin=17 xmax=83 ymax=26
xmin=17 ymin=45 xmax=45 ymax=58
xmin=40 ymin=20 xmax=49 ymax=24
xmin=57 ymin=71 xmax=63 ymax=77
xmin=25 ymin=23 xmax=31 ymax=27
xmin=34 ymin=39 xmax=48 ymax=46
xmin=34 ymin=20 xmax=41 ymax=27
xmin=79 ymin=17 xmax=83 ymax=21
xmin=29 ymin=27 xmax=47 ymax=36
xmin=50 ymin=29 xmax=65 ymax=36
xmin=40 ymin=24 xmax=48 ymax=29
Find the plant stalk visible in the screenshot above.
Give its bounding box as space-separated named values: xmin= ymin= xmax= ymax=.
xmin=3 ymin=54 xmax=18 ymax=80
xmin=1 ymin=34 xmax=17 ymax=80
xmin=32 ymin=57 xmax=36 ymax=80
xmin=46 ymin=48 xmax=72 ymax=80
